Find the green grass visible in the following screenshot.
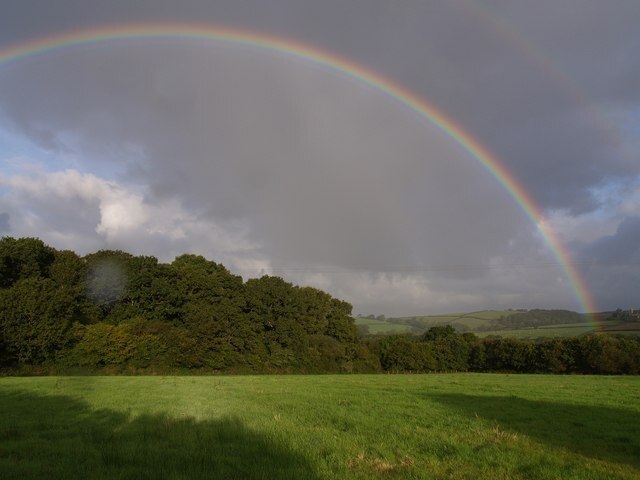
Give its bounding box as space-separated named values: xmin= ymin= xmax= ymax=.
xmin=354 ymin=318 xmax=417 ymax=334
xmin=1 ymin=375 xmax=639 ymax=479
xmin=394 ymin=310 xmax=522 ymax=331
xmin=477 ymin=321 xmax=626 ymax=339
xmin=365 ymin=323 xmax=415 ymax=334
xmin=354 ymin=311 xmax=507 ymax=335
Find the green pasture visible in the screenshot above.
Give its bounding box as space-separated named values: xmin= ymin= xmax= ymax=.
xmin=477 ymin=320 xmax=629 ymax=339
xmin=365 ymin=323 xmax=415 ymax=334
xmin=355 ymin=310 xmax=516 ymax=335
xmin=396 ymin=310 xmax=522 ymax=330
xmin=354 ymin=317 xmax=416 ymax=334
xmin=1 ymin=374 xmax=639 ymax=479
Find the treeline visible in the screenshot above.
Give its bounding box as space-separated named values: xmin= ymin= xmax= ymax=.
xmin=1 ymin=237 xmax=638 ymax=375
xmin=0 ymin=237 xmax=377 ymax=373
xmin=374 ymin=326 xmax=640 ymax=374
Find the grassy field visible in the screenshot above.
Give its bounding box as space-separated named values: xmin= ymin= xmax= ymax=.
xmin=1 ymin=375 xmax=639 ymax=479
xmin=396 ymin=310 xmax=514 ymax=330
xmin=476 ymin=321 xmax=634 ymax=339
xmin=354 ymin=317 xmax=417 ymax=334
xmin=355 ymin=310 xmax=516 ymax=335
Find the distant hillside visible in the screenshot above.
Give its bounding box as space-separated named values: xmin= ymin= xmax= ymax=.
xmin=355 ymin=309 xmax=599 ymax=338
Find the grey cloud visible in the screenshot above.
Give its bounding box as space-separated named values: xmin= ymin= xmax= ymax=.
xmin=0 ymin=212 xmax=10 ymax=233
xmin=0 ymin=44 xmax=530 ymax=271
xmin=575 ymin=216 xmax=640 ymax=311
xmin=1 ymin=1 xmax=639 ymax=312
xmin=3 ymin=0 xmax=639 ymax=213
xmin=579 ymin=216 xmax=640 ymax=267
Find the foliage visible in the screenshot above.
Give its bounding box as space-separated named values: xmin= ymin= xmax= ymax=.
xmin=0 ymin=237 xmax=362 ymax=373
xmin=0 ymin=278 xmax=77 ymax=364
xmin=0 ymin=237 xmax=55 ymax=288
xmin=0 ymin=237 xmax=638 ymax=375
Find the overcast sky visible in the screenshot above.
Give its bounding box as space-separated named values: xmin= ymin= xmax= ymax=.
xmin=0 ymin=0 xmax=638 ymax=315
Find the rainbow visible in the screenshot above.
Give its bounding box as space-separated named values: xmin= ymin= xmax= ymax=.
xmin=0 ymin=23 xmax=598 ymax=320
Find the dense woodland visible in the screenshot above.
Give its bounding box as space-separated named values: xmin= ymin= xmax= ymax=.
xmin=1 ymin=237 xmax=638 ymax=375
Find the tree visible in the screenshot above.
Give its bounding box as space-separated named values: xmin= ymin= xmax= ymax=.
xmin=244 ymin=276 xmax=307 ymax=368
xmin=0 ymin=278 xmax=77 ymax=364
xmin=421 ymin=325 xmax=470 ymax=371
xmin=49 ymin=249 xmax=86 ymax=288
xmin=173 ymin=256 xmax=258 ymax=364
xmin=421 ymin=325 xmax=457 ymax=342
xmin=483 ymin=338 xmax=535 ymax=372
xmin=379 ymin=336 xmax=436 ymax=372
xmin=114 ymin=257 xmax=184 ymax=325
xmin=0 ymin=237 xmax=55 ymax=288
xmin=326 ymin=299 xmax=357 ymax=342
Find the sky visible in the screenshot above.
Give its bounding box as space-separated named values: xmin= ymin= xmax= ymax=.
xmin=0 ymin=0 xmax=638 ymax=316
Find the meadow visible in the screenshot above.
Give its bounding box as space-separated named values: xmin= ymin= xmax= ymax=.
xmin=405 ymin=310 xmax=514 ymax=329
xmin=354 ymin=316 xmax=418 ymax=334
xmin=354 ymin=311 xmax=508 ymax=335
xmin=1 ymin=374 xmax=639 ymax=479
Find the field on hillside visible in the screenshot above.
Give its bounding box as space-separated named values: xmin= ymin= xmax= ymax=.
xmin=353 ymin=317 xmax=417 ymax=334
xmin=355 ymin=310 xmax=515 ymax=335
xmin=356 ymin=311 xmax=629 ymax=339
xmin=476 ymin=321 xmax=636 ymax=339
xmin=1 ymin=375 xmax=639 ymax=479
xmin=396 ymin=310 xmax=513 ymax=330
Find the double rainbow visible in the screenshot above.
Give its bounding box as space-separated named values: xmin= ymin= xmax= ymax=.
xmin=0 ymin=23 xmax=598 ymax=319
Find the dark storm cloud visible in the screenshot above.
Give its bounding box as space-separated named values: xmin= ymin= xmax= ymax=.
xmin=578 ymin=216 xmax=640 ymax=267
xmin=2 ymin=0 xmax=638 ymax=210
xmin=1 ymin=1 xmax=639 ymax=312
xmin=0 ymin=43 xmax=527 ymax=271
xmin=576 ymin=216 xmax=640 ymax=310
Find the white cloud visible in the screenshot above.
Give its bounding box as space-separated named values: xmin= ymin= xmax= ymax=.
xmin=545 ymin=209 xmax=619 ymax=246
xmin=0 ymin=166 xmax=263 ymax=268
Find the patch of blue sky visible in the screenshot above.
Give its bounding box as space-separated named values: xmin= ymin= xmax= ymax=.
xmin=0 ymin=125 xmax=132 ymax=181
xmin=0 ymin=124 xmax=75 ymax=174
xmin=588 ymin=176 xmax=636 ymax=217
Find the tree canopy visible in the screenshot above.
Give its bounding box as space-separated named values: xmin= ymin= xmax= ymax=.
xmin=0 ymin=237 xmax=637 ymax=375
xmin=0 ymin=237 xmax=369 ymax=372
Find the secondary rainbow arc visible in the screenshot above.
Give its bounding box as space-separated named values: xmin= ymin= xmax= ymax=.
xmin=0 ymin=23 xmax=598 ymax=321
